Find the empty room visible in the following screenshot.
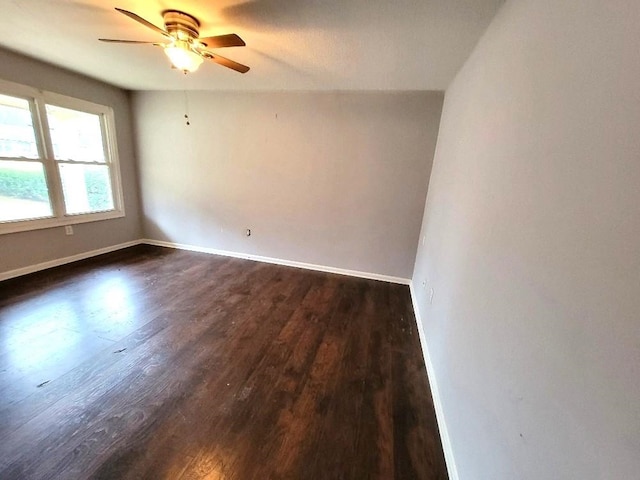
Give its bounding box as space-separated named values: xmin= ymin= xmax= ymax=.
xmin=1 ymin=1 xmax=639 ymax=479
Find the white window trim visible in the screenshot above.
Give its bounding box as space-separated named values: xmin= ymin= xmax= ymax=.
xmin=0 ymin=79 xmax=125 ymax=235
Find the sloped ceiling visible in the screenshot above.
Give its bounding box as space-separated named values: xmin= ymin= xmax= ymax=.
xmin=0 ymin=0 xmax=504 ymax=91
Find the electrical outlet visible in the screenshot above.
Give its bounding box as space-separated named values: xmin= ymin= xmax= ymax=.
xmin=65 ymin=225 xmax=73 ymax=236
xmin=246 ymin=228 xmax=251 ymax=237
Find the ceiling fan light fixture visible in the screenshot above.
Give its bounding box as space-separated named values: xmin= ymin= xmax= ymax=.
xmin=164 ymin=40 xmax=203 ymax=72
xmin=100 ymin=8 xmax=249 ymax=74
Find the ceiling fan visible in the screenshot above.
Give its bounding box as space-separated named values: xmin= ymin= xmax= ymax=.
xmin=99 ymin=8 xmax=249 ymax=74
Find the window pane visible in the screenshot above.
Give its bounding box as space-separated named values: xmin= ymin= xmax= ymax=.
xmin=0 ymin=160 xmax=52 ymax=222
xmin=59 ymin=163 xmax=114 ymax=215
xmin=0 ymin=94 xmax=39 ymax=159
xmin=46 ymin=105 xmax=105 ymax=163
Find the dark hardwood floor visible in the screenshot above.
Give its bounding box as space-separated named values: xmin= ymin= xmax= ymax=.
xmin=0 ymin=245 xmax=448 ymax=479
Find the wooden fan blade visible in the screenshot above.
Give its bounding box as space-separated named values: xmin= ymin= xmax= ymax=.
xmin=203 ymin=52 xmax=250 ymax=73
xmin=198 ymin=33 xmax=246 ymax=48
xmin=99 ymin=39 xmax=161 ymax=44
xmin=115 ymin=7 xmax=170 ymax=38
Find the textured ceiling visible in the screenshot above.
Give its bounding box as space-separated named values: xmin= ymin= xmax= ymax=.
xmin=0 ymin=0 xmax=504 ymax=91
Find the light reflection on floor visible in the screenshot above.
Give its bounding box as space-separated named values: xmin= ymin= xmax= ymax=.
xmin=80 ymin=275 xmax=140 ymax=340
xmin=0 ymin=269 xmax=144 ymax=400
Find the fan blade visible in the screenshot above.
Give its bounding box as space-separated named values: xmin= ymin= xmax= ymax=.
xmin=198 ymin=34 xmax=246 ymax=49
xmin=115 ymin=7 xmax=170 ymax=38
xmin=203 ymin=52 xmax=250 ymax=73
xmin=99 ymin=39 xmax=161 ymax=44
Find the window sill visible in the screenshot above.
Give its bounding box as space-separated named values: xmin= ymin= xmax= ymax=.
xmin=0 ymin=209 xmax=125 ymax=235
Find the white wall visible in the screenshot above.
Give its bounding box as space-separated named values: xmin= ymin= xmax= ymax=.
xmin=134 ymin=91 xmax=443 ymax=279
xmin=412 ymin=0 xmax=640 ymax=478
xmin=0 ymin=48 xmax=142 ymax=275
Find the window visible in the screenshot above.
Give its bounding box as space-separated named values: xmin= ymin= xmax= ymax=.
xmin=0 ymin=79 xmax=124 ymax=234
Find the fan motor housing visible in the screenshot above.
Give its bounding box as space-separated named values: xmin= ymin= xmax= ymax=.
xmin=162 ymin=10 xmax=200 ymax=40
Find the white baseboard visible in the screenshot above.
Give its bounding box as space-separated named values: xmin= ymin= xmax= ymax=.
xmin=409 ymin=282 xmax=459 ymax=480
xmin=0 ymin=240 xmax=143 ymax=282
xmin=141 ymin=239 xmax=410 ymax=285
xmin=0 ymin=237 xmax=410 ymax=285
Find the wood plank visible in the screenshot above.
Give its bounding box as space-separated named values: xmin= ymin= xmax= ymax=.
xmin=0 ymin=245 xmax=448 ymax=479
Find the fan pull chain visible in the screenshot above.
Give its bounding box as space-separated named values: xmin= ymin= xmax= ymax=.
xmin=183 ymin=89 xmax=190 ymax=126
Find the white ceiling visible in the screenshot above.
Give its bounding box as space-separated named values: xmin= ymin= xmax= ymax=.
xmin=0 ymin=0 xmax=504 ymax=91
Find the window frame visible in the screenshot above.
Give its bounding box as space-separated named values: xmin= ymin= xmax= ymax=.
xmin=0 ymin=78 xmax=125 ymax=235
